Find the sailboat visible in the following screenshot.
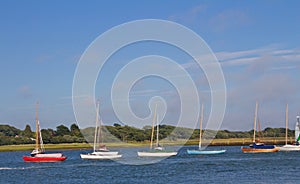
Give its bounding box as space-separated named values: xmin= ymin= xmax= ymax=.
xmin=137 ymin=105 xmax=177 ymax=157
xmin=241 ymin=101 xmax=279 ymax=153
xmin=187 ymin=104 xmax=226 ymax=155
xmin=295 ymin=116 xmax=300 ymax=143
xmin=279 ymin=104 xmax=300 ymax=151
xmin=23 ymin=102 xmax=67 ymax=162
xmin=80 ymin=101 xmax=122 ymax=159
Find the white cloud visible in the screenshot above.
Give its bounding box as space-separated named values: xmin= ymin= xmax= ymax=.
xmin=216 ymin=46 xmax=300 ymax=69
xmin=269 ymin=66 xmax=298 ymax=71
xmin=18 ymin=85 xmax=33 ymax=99
xmin=168 ymin=5 xmax=207 ymax=25
xmin=60 ymin=94 xmax=91 ymax=100
xmin=209 ymin=9 xmax=251 ymax=32
xmin=215 ymin=47 xmax=268 ymax=61
xmin=162 ymin=44 xmax=300 ymax=130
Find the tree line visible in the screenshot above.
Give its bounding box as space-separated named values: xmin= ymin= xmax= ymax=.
xmin=0 ymin=124 xmax=85 ymax=145
xmin=0 ymin=123 xmax=294 ymax=146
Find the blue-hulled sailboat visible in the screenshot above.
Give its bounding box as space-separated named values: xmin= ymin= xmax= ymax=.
xmin=187 ymin=104 xmax=226 ymax=155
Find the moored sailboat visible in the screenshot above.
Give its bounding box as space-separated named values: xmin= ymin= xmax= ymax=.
xmin=137 ymin=105 xmax=177 ymax=157
xmin=279 ymin=104 xmax=300 ymax=151
xmin=80 ymin=101 xmax=122 ymax=160
xmin=241 ymin=101 xmax=279 ymax=153
xmin=23 ymin=102 xmax=67 ymax=162
xmin=187 ymin=104 xmax=226 ymax=155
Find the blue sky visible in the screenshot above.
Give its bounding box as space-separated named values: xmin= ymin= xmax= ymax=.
xmin=1 ymin=1 xmax=300 ymax=131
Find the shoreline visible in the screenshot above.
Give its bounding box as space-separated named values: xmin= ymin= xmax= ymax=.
xmin=0 ymin=137 xmax=291 ymax=152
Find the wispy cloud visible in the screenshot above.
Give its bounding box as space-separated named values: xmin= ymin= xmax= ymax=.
xmin=36 ymin=49 xmax=79 ymax=65
xmin=216 ymin=46 xmax=300 ymax=68
xmin=130 ymin=89 xmax=160 ymax=96
xmin=180 ymin=46 xmax=292 ymax=72
xmin=269 ymin=66 xmax=298 ymax=71
xmin=218 ymin=45 xmax=300 ymax=130
xmin=18 ymin=85 xmax=33 ymax=99
xmin=60 ymin=94 xmax=91 ymax=100
xmin=130 ymin=89 xmax=175 ymax=98
xmin=168 ymin=5 xmax=251 ymax=33
xmin=209 ymin=9 xmax=251 ymax=32
xmin=215 ymin=47 xmax=269 ymax=62
xmin=168 ymin=5 xmax=207 ymax=25
xmin=176 ymin=44 xmax=300 ymax=130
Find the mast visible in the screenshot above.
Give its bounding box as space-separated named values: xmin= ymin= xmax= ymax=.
xmin=99 ymin=116 xmax=103 ymax=146
xmin=285 ymin=104 xmax=288 ymax=145
xmin=257 ymin=118 xmax=261 ymax=142
xmin=156 ymin=114 xmax=159 ymax=147
xmin=35 ymin=102 xmax=40 ymax=151
xmin=150 ymin=104 xmax=157 ymax=149
xmin=199 ymin=104 xmax=204 ymax=149
xmin=253 ymin=101 xmax=258 ymax=143
xmin=93 ymin=101 xmax=100 ymax=152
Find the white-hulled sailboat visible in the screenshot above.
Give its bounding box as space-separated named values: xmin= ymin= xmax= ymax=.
xmin=80 ymin=101 xmax=122 ymax=159
xmin=279 ymin=104 xmax=300 ymax=151
xmin=187 ymin=104 xmax=226 ymax=155
xmin=137 ymin=105 xmax=177 ymax=157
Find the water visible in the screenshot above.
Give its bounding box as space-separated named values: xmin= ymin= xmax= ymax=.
xmin=0 ymin=146 xmax=299 ymax=183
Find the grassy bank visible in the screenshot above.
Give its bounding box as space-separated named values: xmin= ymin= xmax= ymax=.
xmin=0 ymin=137 xmax=292 ymax=152
xmin=0 ymin=142 xmax=153 ymax=152
xmin=0 ymin=143 xmax=91 ymax=152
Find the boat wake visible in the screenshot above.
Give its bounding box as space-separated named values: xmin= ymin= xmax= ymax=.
xmin=0 ymin=167 xmax=26 ymax=170
xmin=0 ymin=165 xmax=59 ymax=171
xmin=0 ymin=163 xmax=116 ymax=171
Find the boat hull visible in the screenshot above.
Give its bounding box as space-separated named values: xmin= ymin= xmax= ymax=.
xmin=187 ymin=149 xmax=226 ymax=155
xmin=137 ymin=151 xmax=177 ymax=157
xmin=23 ymin=155 xmax=67 ymax=162
xmin=241 ymin=147 xmax=279 ymax=153
xmin=279 ymin=144 xmax=300 ymax=151
xmin=90 ymin=151 xmax=119 ymax=156
xmin=80 ymin=154 xmax=122 ymax=160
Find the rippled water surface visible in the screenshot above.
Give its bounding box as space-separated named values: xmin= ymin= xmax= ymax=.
xmin=0 ymin=146 xmax=299 ymax=183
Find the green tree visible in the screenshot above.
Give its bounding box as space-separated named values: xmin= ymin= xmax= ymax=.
xmin=113 ymin=123 xmax=121 ymax=127
xmin=0 ymin=125 xmax=21 ymax=136
xmin=56 ymin=125 xmax=70 ymax=136
xmin=22 ymin=124 xmax=34 ymax=138
xmin=62 ymin=135 xmax=76 ymax=143
xmin=41 ymin=129 xmax=52 ymax=143
xmin=70 ymin=123 xmax=83 ymax=137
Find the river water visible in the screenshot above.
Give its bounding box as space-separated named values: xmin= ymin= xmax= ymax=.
xmin=0 ymin=146 xmax=298 ymax=183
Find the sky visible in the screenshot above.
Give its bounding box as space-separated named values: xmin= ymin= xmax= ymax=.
xmin=0 ymin=1 xmax=300 ymax=131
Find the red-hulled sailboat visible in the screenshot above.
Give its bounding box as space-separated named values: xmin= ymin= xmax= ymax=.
xmin=23 ymin=102 xmax=67 ymax=162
